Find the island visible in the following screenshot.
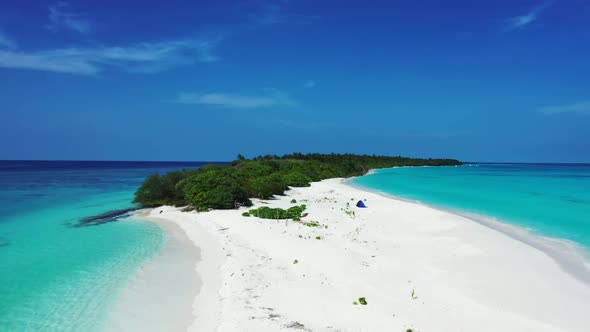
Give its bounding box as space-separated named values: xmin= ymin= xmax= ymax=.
xmin=133 ymin=153 xmax=462 ymax=210
xmin=117 ymin=153 xmax=589 ymax=332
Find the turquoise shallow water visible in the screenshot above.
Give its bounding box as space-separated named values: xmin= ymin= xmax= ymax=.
xmin=0 ymin=161 xmax=211 ymax=331
xmin=351 ymin=163 xmax=590 ymax=250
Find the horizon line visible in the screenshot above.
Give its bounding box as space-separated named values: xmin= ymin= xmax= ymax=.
xmin=1 ymin=159 xmax=590 ymax=165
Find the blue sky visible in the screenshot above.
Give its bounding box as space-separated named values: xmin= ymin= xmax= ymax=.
xmin=1 ymin=0 xmax=589 ymax=162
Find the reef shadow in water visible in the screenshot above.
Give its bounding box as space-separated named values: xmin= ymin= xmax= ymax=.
xmin=74 ymin=208 xmax=139 ymax=227
xmin=0 ymin=237 xmax=9 ymax=247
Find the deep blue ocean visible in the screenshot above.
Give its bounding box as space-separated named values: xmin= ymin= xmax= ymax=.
xmin=351 ymin=163 xmax=590 ymax=251
xmin=0 ymin=161 xmax=215 ymax=332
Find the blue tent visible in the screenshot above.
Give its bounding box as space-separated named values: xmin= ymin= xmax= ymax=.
xmin=356 ymin=200 xmax=367 ymax=208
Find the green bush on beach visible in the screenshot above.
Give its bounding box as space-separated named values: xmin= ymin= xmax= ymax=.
xmin=248 ymin=173 xmax=288 ymax=199
xmin=176 ymin=168 xmax=252 ymax=212
xmin=134 ymin=153 xmax=461 ymax=211
xmin=248 ymin=205 xmax=307 ymax=220
xmin=283 ymin=171 xmax=313 ymax=187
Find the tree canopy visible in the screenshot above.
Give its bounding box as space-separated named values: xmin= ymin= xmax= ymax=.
xmin=133 ymin=153 xmax=462 ymax=210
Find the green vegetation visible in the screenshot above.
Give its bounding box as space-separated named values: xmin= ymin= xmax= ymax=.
xmin=283 ymin=171 xmax=313 ymax=187
xmin=179 ymin=167 xmax=251 ymax=212
xmin=315 ymin=236 xmax=321 ymax=240
xmin=133 ymin=169 xmax=199 ymax=207
xmin=301 ymin=220 xmax=321 ymax=227
xmin=343 ymin=209 xmax=356 ymax=218
xmin=293 ymin=259 xmax=298 ymax=264
xmin=358 ymin=297 xmax=367 ymax=305
xmin=247 ymin=205 xmax=307 ymax=220
xmin=134 ymin=153 xmax=461 ymax=210
xmin=290 ymin=198 xmax=297 ymax=204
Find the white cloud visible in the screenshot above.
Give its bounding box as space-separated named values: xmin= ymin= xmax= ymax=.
xmin=0 ymin=31 xmax=16 ymax=49
xmin=177 ymin=88 xmax=297 ymax=109
xmin=0 ymin=38 xmax=221 ymax=75
xmin=46 ymin=2 xmax=92 ymax=34
xmin=303 ymin=80 xmax=315 ymax=88
xmin=540 ymin=101 xmax=590 ymax=115
xmin=0 ymin=49 xmax=97 ymax=74
xmin=506 ymin=2 xmax=552 ymax=30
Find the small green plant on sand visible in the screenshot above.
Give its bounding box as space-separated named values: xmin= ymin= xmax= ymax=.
xmin=315 ymin=236 xmax=321 ymax=240
xmin=411 ymin=289 xmax=417 ymax=299
xmin=352 ymin=301 xmax=358 ymax=305
xmin=301 ymin=220 xmax=321 ymax=227
xmin=406 ymin=329 xmax=414 ymax=332
xmin=293 ymin=259 xmax=298 ymax=264
xmin=358 ymin=297 xmax=367 ymax=305
xmin=242 ymin=212 xmax=250 ymax=217
xmin=343 ymin=209 xmax=356 ymax=219
xmin=290 ymin=199 xmax=297 ymax=203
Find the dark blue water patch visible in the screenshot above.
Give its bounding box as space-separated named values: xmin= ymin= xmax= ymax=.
xmin=0 ymin=237 xmax=9 ymax=247
xmin=75 ymin=208 xmax=138 ymax=227
xmin=0 ymin=160 xmax=228 ymax=172
xmin=23 ymin=193 xmax=48 ymax=198
xmin=0 ymin=160 xmax=227 ymax=223
xmin=560 ymin=196 xmax=590 ymax=205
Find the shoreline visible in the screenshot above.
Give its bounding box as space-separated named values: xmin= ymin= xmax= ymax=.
xmin=345 ymin=179 xmax=590 ymax=286
xmin=140 ymin=207 xmax=224 ymax=331
xmin=103 ymin=210 xmax=208 ymax=332
xmin=114 ymin=178 xmax=590 ymax=331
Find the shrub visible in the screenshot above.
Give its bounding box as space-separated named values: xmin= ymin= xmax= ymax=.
xmin=133 ymin=170 xmax=189 ymax=207
xmin=344 ymin=210 xmax=356 ymax=218
xmin=133 ymin=174 xmax=167 ymax=207
xmin=283 ymin=171 xmax=312 ymax=187
xmin=290 ymin=199 xmax=297 ymax=203
xmin=248 ymin=205 xmax=306 ymax=220
xmin=235 ymin=160 xmax=275 ymax=178
xmin=180 ymin=168 xmax=252 ymax=211
xmin=248 ymin=173 xmax=287 ymax=199
xmin=301 ymin=220 xmax=321 ymax=227
xmin=358 ymin=297 xmax=367 ymax=305
xmin=134 ymin=153 xmax=461 ymax=211
xmin=242 ymin=212 xmax=250 ymax=217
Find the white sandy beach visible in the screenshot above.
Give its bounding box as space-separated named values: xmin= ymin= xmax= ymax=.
xmin=129 ymin=178 xmax=590 ymax=331
xmin=104 ymin=212 xmax=202 ymax=332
